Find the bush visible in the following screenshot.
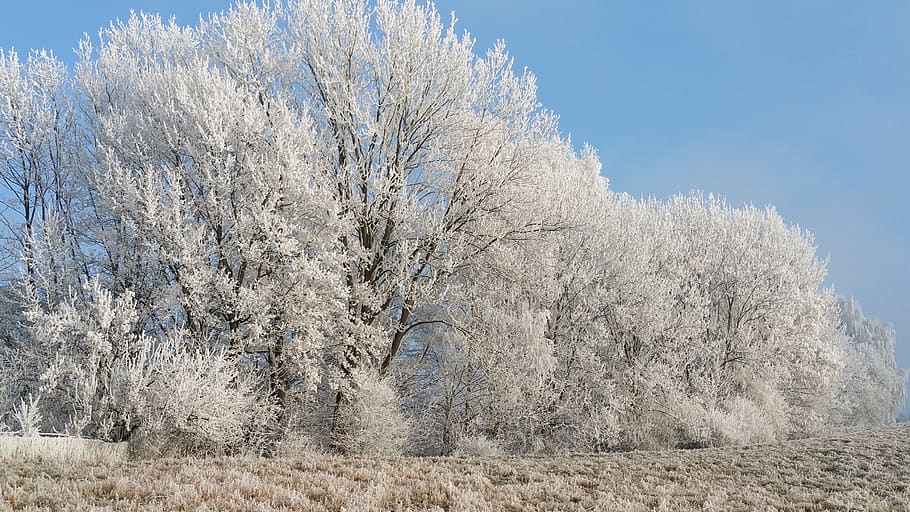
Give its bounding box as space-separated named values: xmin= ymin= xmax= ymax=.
xmin=11 ymin=394 xmax=42 ymax=437
xmin=707 ymin=398 xmax=777 ymax=446
xmin=9 ymin=280 xmax=277 ymax=457
xmin=125 ymin=332 xmax=278 ymax=458
xmin=452 ymin=435 xmax=504 ymax=457
xmin=332 ymin=370 xmax=410 ymax=456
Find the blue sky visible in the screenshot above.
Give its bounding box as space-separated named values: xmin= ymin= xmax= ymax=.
xmin=2 ymin=1 xmax=908 ymax=410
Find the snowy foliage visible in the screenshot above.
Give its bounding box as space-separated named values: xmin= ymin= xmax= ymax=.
xmin=0 ymin=0 xmax=905 ymax=456
xmin=831 ymin=297 xmax=907 ymax=426
xmin=10 ymin=394 xmax=42 ymax=437
xmin=452 ymin=434 xmax=504 ymax=458
xmin=124 ymin=332 xmax=279 ymax=458
xmin=0 ymin=48 xmax=83 ymax=288
xmin=407 ymin=192 xmax=852 ymax=451
xmin=4 ymin=279 xmax=274 ymax=454
xmin=332 ymin=370 xmax=410 ymax=456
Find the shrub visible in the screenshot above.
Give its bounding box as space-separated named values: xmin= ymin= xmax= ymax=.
xmin=452 ymin=435 xmax=504 ymax=457
xmin=11 ymin=279 xmax=276 ymax=457
xmin=11 ymin=394 xmax=42 ymax=437
xmin=332 ymin=370 xmax=410 ymax=456
xmin=708 ymin=398 xmax=777 ymax=446
xmin=125 ymin=332 xmax=278 ymax=458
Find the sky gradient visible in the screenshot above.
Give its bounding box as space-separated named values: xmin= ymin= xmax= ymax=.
xmin=2 ymin=1 xmax=908 ymax=411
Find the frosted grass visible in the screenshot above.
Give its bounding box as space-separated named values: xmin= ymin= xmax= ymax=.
xmin=1 ymin=424 xmax=907 ymax=511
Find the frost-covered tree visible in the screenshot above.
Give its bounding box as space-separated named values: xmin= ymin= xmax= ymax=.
xmin=77 ymin=12 xmax=347 ymax=427
xmin=420 ymin=192 xmax=847 ymax=452
xmin=831 ymin=296 xmax=907 ymax=426
xmin=70 ymin=0 xmax=577 ymax=445
xmin=593 ymin=195 xmax=844 ymax=447
xmin=0 ymin=49 xmax=86 ymax=294
xmin=396 ymin=144 xmax=606 ymax=453
xmin=279 ymin=0 xmax=568 ymax=380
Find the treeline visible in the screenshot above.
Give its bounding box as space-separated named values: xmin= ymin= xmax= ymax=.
xmin=0 ymin=0 xmax=905 ymax=457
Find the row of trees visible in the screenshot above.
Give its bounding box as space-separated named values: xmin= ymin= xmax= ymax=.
xmin=0 ymin=0 xmax=905 ymax=456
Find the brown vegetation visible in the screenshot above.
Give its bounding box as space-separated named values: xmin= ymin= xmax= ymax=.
xmin=2 ymin=424 xmax=909 ymax=511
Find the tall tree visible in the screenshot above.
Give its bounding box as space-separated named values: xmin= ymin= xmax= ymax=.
xmin=77 ymin=12 xmax=345 ymax=425
xmin=281 ymin=0 xmax=568 ymax=378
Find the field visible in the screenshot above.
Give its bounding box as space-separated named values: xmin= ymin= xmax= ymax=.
xmin=1 ymin=424 xmax=908 ymax=511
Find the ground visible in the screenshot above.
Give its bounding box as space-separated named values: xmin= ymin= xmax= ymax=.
xmin=1 ymin=424 xmax=908 ymax=511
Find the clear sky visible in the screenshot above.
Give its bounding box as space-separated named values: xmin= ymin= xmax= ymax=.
xmin=2 ymin=1 xmax=908 ymax=411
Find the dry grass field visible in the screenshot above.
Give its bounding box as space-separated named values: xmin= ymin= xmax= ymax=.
xmin=1 ymin=424 xmax=908 ymax=511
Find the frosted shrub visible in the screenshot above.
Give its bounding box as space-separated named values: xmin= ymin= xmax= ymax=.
xmin=669 ymin=397 xmax=714 ymax=449
xmin=0 ymin=377 xmax=12 ymax=433
xmin=128 ymin=333 xmax=278 ymax=458
xmin=277 ymin=389 xmax=339 ymax=454
xmin=333 ymin=371 xmax=410 ymax=456
xmin=16 ymin=278 xmax=275 ymax=456
xmin=11 ymin=394 xmax=42 ymax=437
xmin=832 ymin=297 xmax=908 ymax=427
xmin=0 ymin=356 xmax=16 ymax=432
xmin=452 ymin=435 xmax=504 ymax=457
xmin=576 ymin=404 xmax=622 ymax=452
xmin=22 ymin=279 xmax=143 ymax=438
xmin=708 ymin=398 xmax=777 ymax=446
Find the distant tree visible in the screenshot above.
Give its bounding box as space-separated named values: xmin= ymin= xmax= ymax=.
xmin=579 ymin=194 xmax=844 ymax=448
xmin=831 ymin=296 xmax=907 ymax=426
xmin=408 ymin=191 xmax=847 ymax=452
